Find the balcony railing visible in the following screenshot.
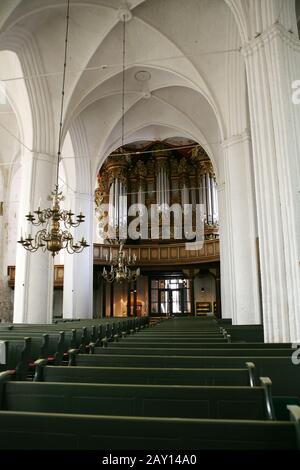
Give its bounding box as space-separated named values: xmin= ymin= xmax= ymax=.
xmin=7 ymin=239 xmax=220 ymax=288
xmin=94 ymin=239 xmax=220 ymax=266
xmin=7 ymin=265 xmax=64 ymax=288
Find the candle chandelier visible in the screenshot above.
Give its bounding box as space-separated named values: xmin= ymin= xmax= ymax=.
xmin=102 ymin=242 xmax=140 ymax=283
xmin=102 ymin=6 xmax=140 ymax=283
xmin=18 ymin=0 xmax=89 ymax=257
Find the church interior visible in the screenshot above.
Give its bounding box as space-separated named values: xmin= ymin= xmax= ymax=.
xmin=0 ymin=0 xmax=300 ymax=454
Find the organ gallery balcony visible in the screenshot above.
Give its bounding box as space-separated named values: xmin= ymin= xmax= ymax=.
xmin=7 ymin=238 xmax=220 ymax=288
xmin=93 ymin=238 xmax=220 ymax=266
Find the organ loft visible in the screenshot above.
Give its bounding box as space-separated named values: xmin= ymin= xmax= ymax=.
xmin=94 ymin=143 xmax=220 ymax=318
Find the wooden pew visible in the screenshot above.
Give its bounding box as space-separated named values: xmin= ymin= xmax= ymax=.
xmin=130 ymin=336 xmax=226 ymax=341
xmin=113 ymin=339 xmax=231 ymax=346
xmin=106 ymin=341 xmax=292 ymax=349
xmin=4 ymin=325 xmax=89 ymax=351
xmin=33 ymin=361 xmax=256 ymax=387
xmin=0 ymin=339 xmax=31 ymax=380
xmin=0 ymin=322 xmax=122 ymax=350
xmin=0 ymin=316 xmax=150 ymax=346
xmin=137 ymin=329 xmax=221 ymax=334
xmin=244 ymin=357 xmax=300 ymax=399
xmin=0 ymin=409 xmax=298 ymax=450
xmin=223 ymin=326 xmax=264 ymax=342
xmin=2 ymin=326 xmax=93 ymax=354
xmin=0 ymin=319 xmax=142 ymax=356
xmin=0 ymin=330 xmax=78 ymax=365
xmin=92 ymin=346 xmax=295 ymax=356
xmin=0 ymin=372 xmax=275 ymax=420
xmin=145 ymin=329 xmax=220 ymax=334
xmin=69 ymin=354 xmax=300 ymax=398
xmin=0 ymin=334 xmax=48 ymax=363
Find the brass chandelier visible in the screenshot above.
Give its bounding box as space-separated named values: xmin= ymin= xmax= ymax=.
xmin=102 ymin=7 xmax=140 ymax=283
xmin=18 ymin=0 xmax=89 ymax=257
xmin=102 ymin=242 xmax=140 ymax=283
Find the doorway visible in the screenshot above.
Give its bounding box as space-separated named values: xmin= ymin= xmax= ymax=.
xmin=150 ymin=277 xmax=191 ymax=316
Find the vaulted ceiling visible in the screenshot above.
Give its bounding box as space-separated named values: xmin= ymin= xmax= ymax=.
xmin=0 ymin=0 xmax=298 ymax=186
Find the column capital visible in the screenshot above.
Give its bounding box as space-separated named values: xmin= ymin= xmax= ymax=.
xmin=222 ymin=129 xmax=251 ymax=149
xmin=217 ymin=182 xmax=225 ymax=193
xmin=242 ymin=23 xmax=300 ymax=58
xmin=32 ymin=152 xmax=57 ymax=165
xmin=73 ymin=191 xmax=94 ymax=201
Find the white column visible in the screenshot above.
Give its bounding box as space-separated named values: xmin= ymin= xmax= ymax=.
xmin=14 ymin=152 xmax=55 ymax=324
xmin=243 ymin=23 xmax=300 ymax=342
xmin=0 ymin=169 xmax=5 ymax=279
xmin=63 ymin=192 xmax=93 ymax=319
xmin=220 ymin=133 xmax=261 ymax=325
xmin=218 ymin=183 xmax=233 ymax=320
xmin=0 ymin=170 xmax=13 ymax=323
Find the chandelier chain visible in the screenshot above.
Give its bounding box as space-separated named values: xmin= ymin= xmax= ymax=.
xmin=56 ymin=0 xmax=71 ymax=187
xmin=18 ymin=0 xmax=89 ymax=257
xmin=102 ymin=13 xmax=140 ymax=283
xmin=121 ymin=13 xmax=126 ymax=148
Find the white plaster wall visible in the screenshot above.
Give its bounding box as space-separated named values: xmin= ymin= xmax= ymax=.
xmin=194 ymin=274 xmax=216 ymax=313
xmin=6 ymin=164 xmax=21 ymax=267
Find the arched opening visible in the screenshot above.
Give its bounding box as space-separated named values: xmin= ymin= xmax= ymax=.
xmin=93 ymin=139 xmax=220 ymax=318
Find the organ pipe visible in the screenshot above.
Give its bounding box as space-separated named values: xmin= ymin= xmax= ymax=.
xmin=97 ymin=147 xmax=219 ymax=244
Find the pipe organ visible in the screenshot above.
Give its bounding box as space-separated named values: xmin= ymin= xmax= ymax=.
xmin=198 ymin=160 xmax=219 ymax=226
xmin=95 ymin=143 xmax=219 ymax=241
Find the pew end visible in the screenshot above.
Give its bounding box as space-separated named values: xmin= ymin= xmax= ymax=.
xmin=287 ymin=405 xmax=300 ymax=448
xmin=245 ymin=362 xmax=256 ymax=387
xmin=259 ymin=377 xmax=276 ymax=420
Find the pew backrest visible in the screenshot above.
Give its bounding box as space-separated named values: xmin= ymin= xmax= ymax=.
xmin=93 ymin=347 xmax=295 ymax=357
xmin=0 ymin=339 xmax=31 ymax=380
xmin=0 ymin=410 xmax=298 ymax=450
xmin=34 ymin=362 xmax=256 ymax=387
xmin=0 ymin=378 xmax=275 ymax=420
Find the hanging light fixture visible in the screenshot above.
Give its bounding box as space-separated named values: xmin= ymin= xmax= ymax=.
xmin=103 ymin=242 xmax=140 ymax=283
xmin=17 ymin=0 xmax=89 ymax=257
xmin=102 ymin=5 xmax=140 ymax=283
